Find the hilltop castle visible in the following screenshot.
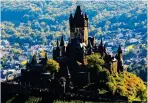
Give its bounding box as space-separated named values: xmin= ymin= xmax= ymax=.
xmin=24 ymin=6 xmax=125 ymax=87
xmin=2 ymin=6 xmax=128 ymax=102
xmin=53 ymin=6 xmax=124 ymax=76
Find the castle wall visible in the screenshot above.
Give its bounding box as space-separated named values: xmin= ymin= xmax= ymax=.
xmin=84 ymin=27 xmax=88 ymax=45
xmin=112 ymin=61 xmax=117 ymax=74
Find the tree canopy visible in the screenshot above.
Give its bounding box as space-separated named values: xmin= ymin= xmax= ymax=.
xmin=45 ymin=59 xmax=59 ymax=73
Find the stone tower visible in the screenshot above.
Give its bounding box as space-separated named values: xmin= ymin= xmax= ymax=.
xmin=69 ymin=6 xmax=88 ymax=45
xmin=117 ymin=45 xmax=124 ymax=73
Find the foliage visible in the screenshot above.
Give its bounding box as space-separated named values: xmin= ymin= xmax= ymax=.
xmin=11 ymin=48 xmax=22 ymax=54
xmin=86 ymin=53 xmax=104 ymax=72
xmin=98 ymin=89 xmax=108 ymax=94
xmin=107 ymin=72 xmax=147 ymax=101
xmin=39 ymin=50 xmax=46 ymax=57
xmin=125 ymin=45 xmax=134 ymax=52
xmin=20 ymin=60 xmax=28 ymax=66
xmin=86 ymin=54 xmax=147 ymax=102
xmin=45 ymin=59 xmax=59 ymax=73
xmin=107 ymin=82 xmax=116 ymax=94
xmin=85 ymin=53 xmax=145 ymax=101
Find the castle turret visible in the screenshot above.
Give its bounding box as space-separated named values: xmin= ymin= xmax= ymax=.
xmin=60 ymin=35 xmax=66 ymax=57
xmin=56 ymin=39 xmax=60 ymax=57
xmin=53 ymin=39 xmax=60 ymax=60
xmin=100 ymin=37 xmax=103 ymax=47
xmin=98 ymin=36 xmax=104 ymax=56
xmin=118 ymin=45 xmax=122 ymax=55
xmin=57 ymin=39 xmax=59 ymax=47
xmin=85 ymin=13 xmax=88 ymax=20
xmin=60 ymin=35 xmax=65 ymax=47
xmin=69 ymin=14 xmax=74 ymax=27
xmin=44 ymin=53 xmax=48 ymax=63
xmin=31 ymin=54 xmax=37 ymax=65
xmin=117 ymin=45 xmax=124 ymax=73
xmin=26 ymin=60 xmax=30 ymax=69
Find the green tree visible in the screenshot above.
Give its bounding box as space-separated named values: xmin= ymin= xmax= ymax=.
xmin=45 ymin=59 xmax=59 ymax=73
xmin=86 ymin=53 xmax=104 ymax=72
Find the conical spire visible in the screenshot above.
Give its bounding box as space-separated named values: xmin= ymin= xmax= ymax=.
xmin=57 ymin=39 xmax=59 ymax=47
xmin=100 ymin=36 xmax=103 ymax=46
xmin=85 ymin=13 xmax=88 ymax=20
xmin=45 ymin=52 xmax=48 ymax=60
xmin=76 ymin=6 xmax=81 ymax=13
xmin=26 ymin=60 xmax=29 ymax=69
xmin=69 ymin=13 xmax=74 ymax=27
xmin=104 ymin=44 xmax=107 ymax=53
xmin=118 ymin=45 xmax=122 ymax=54
xmin=31 ymin=54 xmax=37 ymax=64
xmin=74 ymin=5 xmax=82 ymax=18
xmin=60 ymin=35 xmax=64 ymax=46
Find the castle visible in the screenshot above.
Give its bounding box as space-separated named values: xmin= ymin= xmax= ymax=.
xmin=23 ymin=6 xmax=125 ymax=87
xmin=2 ymin=6 xmax=129 ymax=102
xmin=52 ymin=6 xmax=124 ymax=76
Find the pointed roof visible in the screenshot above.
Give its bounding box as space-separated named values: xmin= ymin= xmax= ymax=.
xmin=76 ymin=5 xmax=81 ymax=13
xmin=74 ymin=5 xmax=82 ymax=18
xmin=31 ymin=54 xmax=37 ymax=64
xmin=100 ymin=35 xmax=103 ymax=46
xmin=118 ymin=45 xmax=122 ymax=53
xmin=32 ymin=54 xmax=36 ymax=60
xmin=60 ymin=35 xmax=64 ymax=46
xmin=85 ymin=13 xmax=88 ymax=20
xmin=56 ymin=39 xmax=59 ymax=47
